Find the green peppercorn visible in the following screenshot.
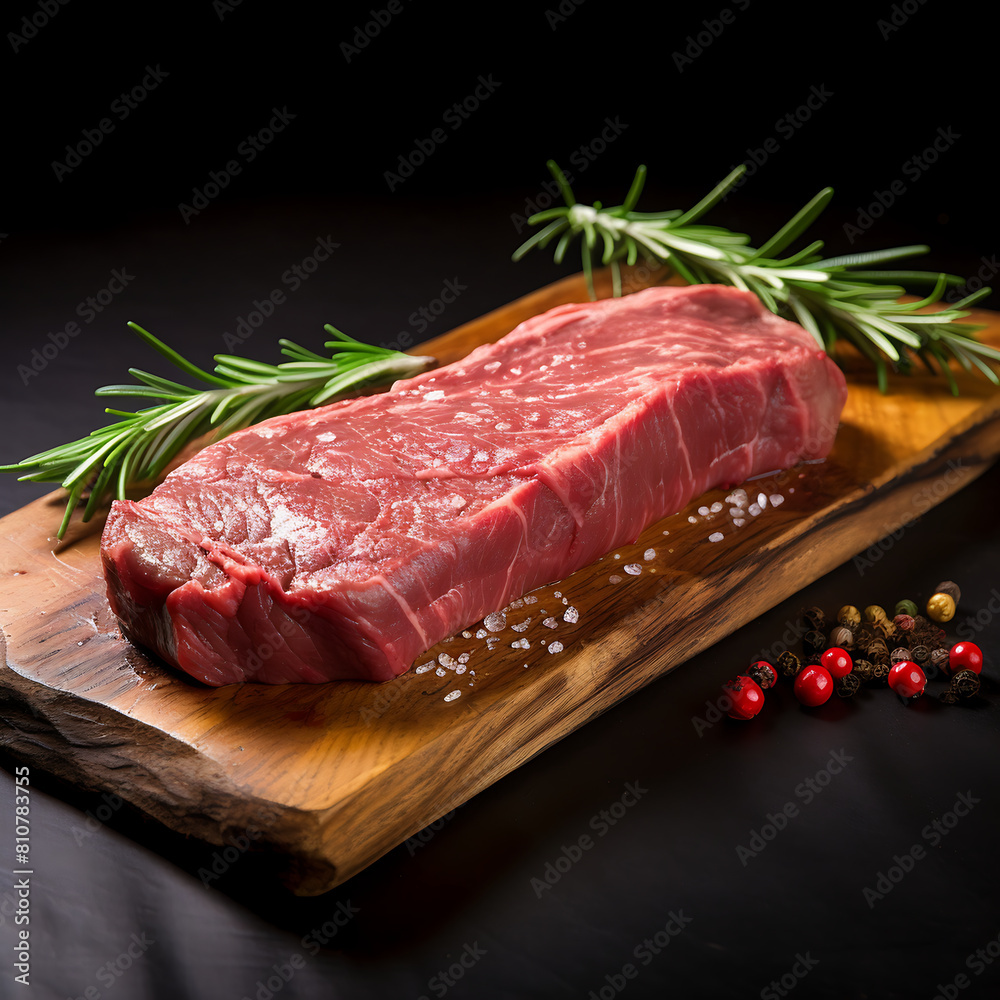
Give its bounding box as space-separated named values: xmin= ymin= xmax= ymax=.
xmin=894 ymin=599 xmax=919 ymax=617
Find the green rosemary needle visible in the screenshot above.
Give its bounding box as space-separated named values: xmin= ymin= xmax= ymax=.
xmin=1 ymin=323 xmax=434 ymax=538
xmin=513 ymin=161 xmax=999 ymax=393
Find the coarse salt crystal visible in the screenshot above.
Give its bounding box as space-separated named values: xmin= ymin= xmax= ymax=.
xmin=709 ymin=531 xmax=724 ymax=543
xmin=624 ymin=563 xmax=642 ymax=575
xmin=757 ymin=493 xmax=768 ymax=509
xmin=475 ymin=629 xmax=488 ymax=639
xmin=748 ymin=503 xmax=762 ymax=516
xmin=644 ymin=548 xmax=656 ymax=561
xmin=435 ymin=667 xmax=446 ymax=677
xmin=484 ymin=611 xmax=506 ymax=632
xmin=438 ymin=653 xmax=456 ymax=668
xmin=455 ymin=664 xmax=467 ymax=674
xmin=415 ymin=661 xmax=434 ymax=674
xmin=698 ymin=506 xmax=710 ymax=516
xmin=548 ymin=642 xmax=564 ymax=654
xmin=423 ymin=390 xmax=445 ymax=401
xmin=730 ymin=508 xmax=745 ymax=518
xmin=688 ymin=516 xmax=698 ymax=524
xmin=444 ymin=690 xmax=461 ymax=702
xmin=710 ymin=502 xmax=723 ymax=514
xmin=543 ymin=617 xmax=558 ymax=629
xmin=462 ymin=631 xmax=472 ymax=639
xmin=523 ymin=595 xmax=538 ymax=604
xmin=507 ymin=598 xmax=524 ymax=610
xmin=511 ymin=618 xmax=532 ymax=633
xmin=770 ymin=494 xmax=785 ymax=507
xmin=564 ymin=607 xmax=579 ymax=623
xmin=511 ymin=638 xmax=530 ymax=649
xmin=458 ymin=652 xmax=470 ymax=664
xmin=609 ymin=574 xmax=623 ymax=583
xmin=733 ymin=518 xmax=746 ymax=527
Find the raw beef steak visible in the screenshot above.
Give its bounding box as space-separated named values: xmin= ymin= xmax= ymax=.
xmin=101 ymin=284 xmax=848 ymax=685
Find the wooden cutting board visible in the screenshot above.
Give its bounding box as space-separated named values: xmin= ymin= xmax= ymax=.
xmin=2 ymin=267 xmax=1000 ymax=894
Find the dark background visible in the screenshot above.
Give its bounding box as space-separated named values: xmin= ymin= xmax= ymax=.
xmin=2 ymin=2 xmax=999 ymax=999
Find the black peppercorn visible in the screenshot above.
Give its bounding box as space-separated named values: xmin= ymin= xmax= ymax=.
xmin=776 ymin=650 xmax=803 ymax=678
xmin=803 ymin=630 xmax=827 ymax=657
xmin=836 ymin=673 xmax=862 ymax=698
xmin=852 ymin=659 xmax=874 ymax=682
xmin=940 ymin=668 xmax=980 ymax=704
xmin=871 ymin=661 xmax=889 ymax=683
xmin=910 ymin=644 xmax=930 ymax=666
xmin=802 ymin=605 xmax=828 ymax=632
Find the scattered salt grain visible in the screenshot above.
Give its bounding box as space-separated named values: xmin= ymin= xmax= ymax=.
xmin=462 ymin=631 xmax=472 ymax=639
xmin=769 ymin=494 xmax=785 ymax=507
xmin=688 ymin=516 xmax=699 ymax=524
xmin=483 ymin=362 xmax=501 ymax=373
xmin=423 ymin=390 xmax=445 ymax=401
xmin=710 ymin=502 xmax=723 ymax=514
xmin=726 ymin=489 xmax=748 ymax=505
xmin=662 ymin=529 xmax=670 ymax=535
xmin=564 ymin=606 xmax=579 ymax=623
xmin=415 ymin=661 xmax=435 ymax=674
xmin=511 ymin=618 xmax=532 ymax=633
xmin=511 ymin=638 xmax=530 ymax=649
xmin=609 ymin=574 xmax=623 ymax=583
xmin=730 ymin=508 xmax=745 ymax=517
xmin=484 ymin=611 xmax=507 ymax=632
xmin=458 ymin=653 xmax=470 ymax=664
xmin=438 ymin=653 xmax=456 ymax=668
xmin=709 ymin=531 xmax=724 ymax=543
xmin=435 ymin=667 xmax=446 ymax=677
xmin=698 ymin=505 xmax=710 ymax=516
xmin=554 ymin=591 xmax=562 ymax=598
xmin=733 ymin=518 xmax=746 ymax=527
xmin=523 ymin=595 xmax=538 ymax=605
xmin=624 ymin=563 xmax=642 ymax=575
xmin=475 ymin=629 xmax=488 ymax=639
xmin=507 ymin=598 xmax=524 ymax=610
xmin=644 ymin=548 xmax=656 ymax=561
xmin=757 ymin=493 xmax=768 ymax=509
xmin=444 ymin=690 xmax=461 ymax=702
xmin=748 ymin=503 xmax=762 ymax=517
xmin=455 ymin=664 xmax=467 ymax=674
xmin=543 ymin=617 xmax=559 ymax=629
xmin=548 ymin=641 xmax=564 ymax=654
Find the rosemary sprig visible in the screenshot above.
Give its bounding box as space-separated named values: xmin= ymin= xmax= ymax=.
xmin=1 ymin=323 xmax=434 ymax=538
xmin=513 ymin=161 xmax=999 ymax=393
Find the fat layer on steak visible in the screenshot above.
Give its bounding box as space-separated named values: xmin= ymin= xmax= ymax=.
xmin=100 ymin=285 xmax=848 ymax=685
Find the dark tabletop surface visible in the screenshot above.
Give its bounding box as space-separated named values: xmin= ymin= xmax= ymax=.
xmin=2 ymin=4 xmax=999 ymax=999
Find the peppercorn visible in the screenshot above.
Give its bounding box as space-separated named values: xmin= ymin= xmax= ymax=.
xmin=871 ymin=661 xmax=889 ymax=683
xmin=776 ymin=650 xmax=803 ymax=678
xmin=934 ymin=580 xmax=961 ymax=605
xmin=866 ymin=638 xmax=889 ymax=665
xmin=801 ymin=606 xmax=828 ymax=632
xmin=894 ymin=599 xmax=919 ymax=617
xmin=927 ymin=592 xmax=956 ymax=623
xmin=893 ymin=613 xmax=915 ymax=632
xmin=836 ymin=673 xmax=862 ymax=699
xmin=748 ymin=661 xmax=778 ymax=690
xmin=940 ymin=669 xmax=980 ymax=704
xmin=852 ymin=659 xmax=874 ymax=682
xmin=829 ymin=625 xmax=854 ymax=649
xmin=910 ymin=644 xmax=930 ymax=667
xmin=875 ymin=618 xmax=897 ymax=642
xmin=890 ymin=646 xmax=912 ymax=664
xmin=864 ymin=605 xmax=888 ymax=624
xmin=838 ymin=605 xmax=861 ymax=628
xmin=929 ymin=647 xmax=950 ymax=673
xmin=803 ymin=630 xmax=827 ymax=657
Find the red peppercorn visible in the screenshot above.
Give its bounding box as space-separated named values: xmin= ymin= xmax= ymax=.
xmin=888 ymin=660 xmax=927 ymax=699
xmin=794 ymin=665 xmax=834 ymax=707
xmin=724 ymin=676 xmax=765 ymax=720
xmin=948 ymin=641 xmax=983 ymax=676
xmin=820 ymin=646 xmax=853 ymax=680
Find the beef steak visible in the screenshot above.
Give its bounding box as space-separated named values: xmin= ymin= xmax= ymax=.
xmin=101 ymin=285 xmax=848 ymax=685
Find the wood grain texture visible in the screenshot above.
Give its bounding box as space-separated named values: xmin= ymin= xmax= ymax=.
xmin=2 ymin=266 xmax=999 ymax=894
